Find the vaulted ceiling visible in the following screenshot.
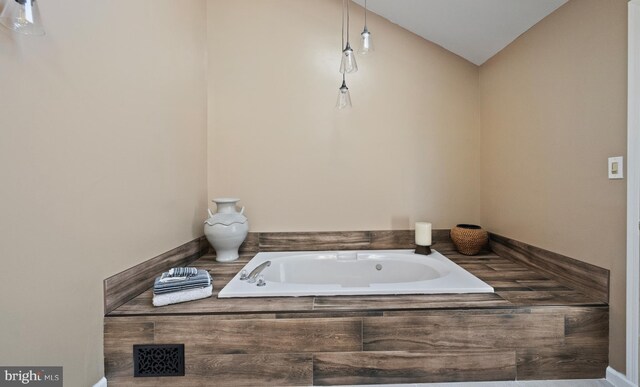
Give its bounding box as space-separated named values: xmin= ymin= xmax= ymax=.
xmin=352 ymin=0 xmax=568 ymax=65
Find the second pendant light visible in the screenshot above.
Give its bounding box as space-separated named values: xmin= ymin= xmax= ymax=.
xmin=339 ymin=0 xmax=358 ymax=74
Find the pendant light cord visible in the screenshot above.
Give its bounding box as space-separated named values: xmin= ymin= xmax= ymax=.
xmin=341 ymin=0 xmax=345 ymax=50
xmin=346 ymin=0 xmax=350 ymax=43
xmin=364 ymin=0 xmax=368 ymax=28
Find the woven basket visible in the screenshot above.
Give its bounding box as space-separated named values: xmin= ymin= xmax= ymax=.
xmin=450 ymin=224 xmax=488 ymax=256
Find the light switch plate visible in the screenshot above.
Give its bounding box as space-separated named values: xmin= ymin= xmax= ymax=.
xmin=608 ymin=156 xmax=624 ymax=179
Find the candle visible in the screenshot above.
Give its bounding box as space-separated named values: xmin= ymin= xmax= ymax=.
xmin=415 ymin=222 xmax=432 ymax=246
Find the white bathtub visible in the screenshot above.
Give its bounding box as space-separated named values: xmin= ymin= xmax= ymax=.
xmin=217 ymin=249 xmax=493 ymax=298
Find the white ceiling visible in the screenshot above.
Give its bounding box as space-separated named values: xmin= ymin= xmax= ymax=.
xmin=352 ymin=0 xmax=568 ymax=65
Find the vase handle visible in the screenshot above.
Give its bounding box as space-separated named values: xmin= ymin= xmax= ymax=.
xmin=207 ymin=208 xmax=214 ymax=218
xmin=240 ymin=206 xmax=245 ymax=214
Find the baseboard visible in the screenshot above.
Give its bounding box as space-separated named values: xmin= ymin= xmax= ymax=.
xmin=608 ymin=366 xmax=637 ymax=387
xmin=92 ymin=376 xmax=107 ymax=387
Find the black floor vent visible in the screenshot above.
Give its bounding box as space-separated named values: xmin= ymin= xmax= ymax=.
xmin=133 ymin=344 xmax=185 ymax=377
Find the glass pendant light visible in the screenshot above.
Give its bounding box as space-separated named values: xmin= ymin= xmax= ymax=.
xmin=336 ymin=75 xmax=352 ymax=109
xmin=339 ymin=0 xmax=358 ymax=74
xmin=340 ymin=43 xmax=357 ymax=74
xmin=359 ymin=0 xmax=374 ymax=55
xmin=0 ymin=0 xmax=45 ymax=36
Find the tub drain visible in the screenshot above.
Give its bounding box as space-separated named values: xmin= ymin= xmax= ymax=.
xmin=375 ymin=264 xmax=382 ymax=271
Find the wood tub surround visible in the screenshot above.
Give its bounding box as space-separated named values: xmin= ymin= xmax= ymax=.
xmin=489 ymin=233 xmax=610 ymax=303
xmin=103 ymin=236 xmax=210 ymax=314
xmin=104 ymin=230 xmax=610 ymax=386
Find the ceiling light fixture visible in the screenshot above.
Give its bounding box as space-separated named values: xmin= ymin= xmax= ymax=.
xmin=337 ymin=0 xmax=354 ymax=109
xmin=0 ymin=0 xmax=45 ymax=36
xmin=339 ymin=0 xmax=357 ymax=74
xmin=359 ymin=0 xmax=374 ymax=55
xmin=336 ymin=74 xmax=352 ymax=109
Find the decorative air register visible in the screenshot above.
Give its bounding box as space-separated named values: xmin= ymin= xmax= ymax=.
xmin=133 ymin=344 xmax=185 ymax=377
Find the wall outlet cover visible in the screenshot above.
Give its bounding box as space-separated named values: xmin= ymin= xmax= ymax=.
xmin=608 ymin=156 xmax=624 ymax=179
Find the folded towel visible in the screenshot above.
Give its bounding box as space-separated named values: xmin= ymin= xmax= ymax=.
xmin=168 ymin=267 xmax=198 ymax=277
xmin=153 ymin=283 xmax=211 ymax=294
xmin=152 ymin=285 xmax=213 ymax=307
xmin=153 ymin=269 xmax=211 ymax=294
xmin=158 ymin=267 xmax=198 ymax=283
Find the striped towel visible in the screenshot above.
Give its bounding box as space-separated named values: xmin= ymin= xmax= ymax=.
xmin=153 ymin=269 xmax=212 ymax=295
xmin=168 ymin=267 xmax=198 ymax=277
xmin=158 ymin=267 xmax=198 ymax=281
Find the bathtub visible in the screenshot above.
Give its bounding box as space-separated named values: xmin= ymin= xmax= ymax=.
xmin=217 ymin=249 xmax=493 ymax=298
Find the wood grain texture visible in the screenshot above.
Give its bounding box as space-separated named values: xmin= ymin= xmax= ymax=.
xmin=563 ymin=307 xmax=609 ymax=346
xmin=313 ymin=293 xmax=511 ymax=311
xmin=472 ymin=270 xmax=549 ymax=281
xmin=104 ymin=320 xmax=154 ymax=379
xmin=516 ymin=280 xmax=572 ymax=291
xmin=104 ymin=230 xmax=610 ymax=385
xmin=382 ymin=308 xmax=529 ymax=317
xmin=362 ymin=313 xmax=564 ymax=351
xmin=312 ymin=350 xmax=517 ymax=385
xmin=184 ymin=353 xmax=312 ymax=386
xmin=106 ymin=353 xmax=313 ymax=387
xmin=109 ymin=243 xmax=606 ymax=316
xmin=516 ymin=344 xmax=608 ymax=379
xmin=238 ymin=232 xmax=259 ymax=254
xmin=153 ymin=317 xmax=362 ymax=354
xmin=276 ymin=311 xmax=384 ymax=319
xmin=490 ymin=234 xmax=609 ymax=302
xmin=368 ymin=230 xmax=416 ymax=249
xmin=496 ymin=291 xmax=605 ymax=307
xmin=259 ymin=231 xmax=371 ymax=251
xmin=108 ymin=288 xmax=315 ymax=315
xmin=103 ymin=236 xmax=209 ymax=314
xmin=259 ymin=229 xmax=452 ymax=251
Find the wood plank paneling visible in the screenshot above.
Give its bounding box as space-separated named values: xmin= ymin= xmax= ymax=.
xmin=259 ymin=231 xmax=371 ymax=251
xmin=490 ymin=234 xmax=609 ymax=302
xmin=516 ymin=345 xmax=608 ymax=380
xmin=276 ymin=311 xmax=383 ymax=319
xmin=482 ymin=280 xmax=531 ymax=290
xmin=496 ymin=291 xmax=605 ymax=307
xmin=563 ymin=307 xmax=609 ymax=345
xmin=362 ymin=313 xmax=564 ymax=351
xmin=259 ymin=229 xmax=452 ymax=251
xmin=104 ymin=320 xmax=154 ymax=379
xmin=197 ymin=252 xmax=254 ymax=264
xmin=238 ymin=232 xmax=259 ymax=254
xmin=382 ymin=308 xmax=530 ymax=317
xmin=473 ymin=270 xmax=549 ymax=281
xmin=153 ymin=317 xmax=362 ymax=354
xmin=104 ymin=321 xmax=154 ymax=352
xmin=313 ymin=293 xmax=511 ymax=311
xmin=108 ymin=288 xmax=315 ymax=315
xmin=184 ymin=353 xmax=313 ymax=387
xmin=103 ymin=236 xmax=209 ymax=314
xmin=368 ymin=230 xmax=452 ymax=249
xmin=104 ymin=230 xmax=610 ymax=385
xmin=312 ymin=350 xmax=517 ymax=385
xmin=456 ymin=263 xmax=495 ymax=272
xmin=106 ymin=353 xmax=313 ymax=387
xmin=486 ymin=263 xmax=531 ymax=271
xmin=368 ymin=230 xmax=415 ymax=249
xmin=517 ymin=280 xmax=571 ymax=291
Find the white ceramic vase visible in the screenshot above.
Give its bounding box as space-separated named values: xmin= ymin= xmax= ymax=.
xmin=204 ymin=198 xmax=249 ymax=262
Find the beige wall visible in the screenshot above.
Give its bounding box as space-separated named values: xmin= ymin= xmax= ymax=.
xmin=207 ymin=0 xmax=481 ymax=232
xmin=0 ymin=0 xmax=628 ymax=383
xmin=0 ymin=1 xmax=207 ymax=385
xmin=479 ymin=0 xmax=628 ymax=371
